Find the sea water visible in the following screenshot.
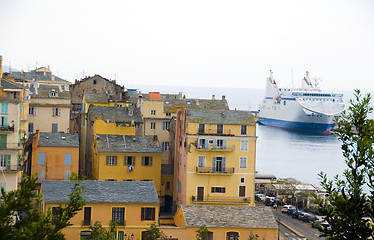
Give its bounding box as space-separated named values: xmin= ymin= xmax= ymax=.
xmin=127 ymin=84 xmax=372 ymax=187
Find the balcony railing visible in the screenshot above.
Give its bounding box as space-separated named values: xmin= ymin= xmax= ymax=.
xmin=111 ymin=220 xmax=126 ymax=226
xmin=197 ymin=129 xmax=234 ymax=136
xmin=0 ymin=165 xmax=20 ymax=171
xmin=196 ymin=145 xmax=235 ymax=151
xmin=0 ymin=126 xmax=15 ymax=133
xmin=196 ymin=167 xmax=234 ymax=174
xmin=82 ymin=219 xmax=91 ymax=226
xmin=0 ymin=142 xmax=23 ymax=149
xmin=192 ymin=195 xmax=250 ymax=203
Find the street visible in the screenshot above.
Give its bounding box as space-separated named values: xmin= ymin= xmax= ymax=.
xmin=273 ymin=209 xmax=325 ymax=240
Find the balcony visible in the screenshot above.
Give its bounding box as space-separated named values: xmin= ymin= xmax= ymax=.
xmin=192 ymin=195 xmax=250 ymax=204
xmin=0 ymin=142 xmax=23 ymax=149
xmin=0 ymin=126 xmax=15 ymax=133
xmin=196 ymin=145 xmax=235 ymax=152
xmin=197 ymin=128 xmax=235 ymax=136
xmin=0 ymin=165 xmax=20 ymax=171
xmin=196 ymin=167 xmax=234 ymax=174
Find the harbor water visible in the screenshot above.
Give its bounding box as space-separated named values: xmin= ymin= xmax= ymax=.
xmin=128 ymin=84 xmax=372 ymax=187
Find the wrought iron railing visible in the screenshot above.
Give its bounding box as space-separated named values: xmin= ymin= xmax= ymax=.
xmin=197 ymin=129 xmax=234 ymax=136
xmin=196 ymin=145 xmax=235 ymax=151
xmin=192 ymin=195 xmax=250 ymax=203
xmin=0 ymin=165 xmax=19 ymax=171
xmin=0 ymin=126 xmax=15 ymax=132
xmin=196 ymin=167 xmax=234 ymax=174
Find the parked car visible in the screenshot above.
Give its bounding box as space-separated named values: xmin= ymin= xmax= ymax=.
xmin=287 ymin=207 xmax=297 ymax=215
xmin=312 ymin=220 xmax=331 ymax=230
xmin=303 ymin=213 xmax=318 ymax=223
xmin=292 ymin=210 xmax=303 ymax=219
xmin=282 ymin=205 xmax=294 ymax=213
xmin=274 ymin=199 xmax=285 ymax=207
xmin=255 ymin=194 xmax=266 ymax=201
xmin=297 ymin=212 xmax=306 ymax=220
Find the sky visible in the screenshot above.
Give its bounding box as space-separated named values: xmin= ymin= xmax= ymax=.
xmin=0 ymin=0 xmax=373 ymax=91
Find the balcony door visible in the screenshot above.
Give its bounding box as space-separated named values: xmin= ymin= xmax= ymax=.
xmin=197 ymin=186 xmax=204 ymax=201
xmin=213 ymin=156 xmax=225 ymax=173
xmin=226 ymin=232 xmax=239 ymax=240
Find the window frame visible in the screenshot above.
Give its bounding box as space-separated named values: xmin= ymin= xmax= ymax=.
xmin=150 ymin=122 xmax=156 ymax=130
xmin=141 ymin=156 xmax=153 ymax=166
xmin=239 ymin=156 xmax=247 ymax=169
xmin=240 ymin=140 xmax=248 ymax=151
xmin=241 ymin=125 xmax=247 ymax=135
xmin=211 ymin=186 xmax=226 ymax=193
xmin=150 ymin=110 xmax=156 ymax=116
xmin=141 ymin=207 xmax=156 ymax=221
xmin=112 ymin=207 xmax=125 ymax=226
xmin=216 ymin=124 xmax=223 ymax=134
xmin=106 ymin=156 xmax=118 ymax=166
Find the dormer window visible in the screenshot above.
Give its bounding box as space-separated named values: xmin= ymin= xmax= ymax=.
xmin=93 ymin=80 xmax=97 ymax=85
xmin=49 ymin=89 xmax=58 ymax=97
xmin=129 ymin=110 xmax=133 ymax=116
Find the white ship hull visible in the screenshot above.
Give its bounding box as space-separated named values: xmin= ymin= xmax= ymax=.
xmin=258 ymin=71 xmax=345 ymax=133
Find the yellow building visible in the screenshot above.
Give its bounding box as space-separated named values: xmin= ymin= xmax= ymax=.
xmin=158 ymin=205 xmax=279 ymax=240
xmin=173 ymin=109 xmax=257 ymax=209
xmin=82 ymin=105 xmax=142 ymax=178
xmin=27 ymin=82 xmax=71 ymax=134
xmin=28 ymin=131 xmax=79 ymax=182
xmin=0 ymin=74 xmax=29 ymax=192
xmin=41 ymin=180 xmax=160 ymax=240
xmin=92 ymin=134 xmax=162 ymax=194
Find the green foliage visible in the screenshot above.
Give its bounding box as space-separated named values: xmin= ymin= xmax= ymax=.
xmin=86 ymin=221 xmax=117 ymax=240
xmin=0 ymin=174 xmax=86 ymax=240
xmin=314 ymin=90 xmax=374 ymax=240
xmin=144 ymin=223 xmax=167 ymax=240
xmin=196 ymin=225 xmax=210 ymax=240
xmin=248 ymin=233 xmax=259 ymax=240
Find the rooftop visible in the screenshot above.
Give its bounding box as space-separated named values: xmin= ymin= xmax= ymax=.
xmin=28 ymin=83 xmax=70 ymax=99
xmin=186 ymin=109 xmax=256 ymax=125
xmin=4 ymin=68 xmax=69 ymax=83
xmin=88 ymin=105 xmax=142 ymax=123
xmin=96 ymin=134 xmax=162 ymax=154
xmin=84 ymin=93 xmax=109 ymax=103
xmin=42 ymin=180 xmax=159 ymax=204
xmin=1 ymin=79 xmax=24 ymax=90
xmin=181 ymin=205 xmax=278 ymax=229
xmin=37 ymin=132 xmax=79 ymax=148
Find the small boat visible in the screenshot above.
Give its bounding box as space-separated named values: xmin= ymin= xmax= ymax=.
xmin=257 ymin=71 xmax=345 ymax=134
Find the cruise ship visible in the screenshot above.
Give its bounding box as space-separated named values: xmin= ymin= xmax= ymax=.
xmin=258 ymin=71 xmax=345 ymax=134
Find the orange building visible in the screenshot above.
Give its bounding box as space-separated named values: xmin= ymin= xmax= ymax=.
xmin=29 ymin=131 xmax=79 ymax=181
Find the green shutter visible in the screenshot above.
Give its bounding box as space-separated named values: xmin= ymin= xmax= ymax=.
xmin=7 ymin=155 xmax=11 ymax=170
xmin=0 ymin=135 xmax=7 ymax=148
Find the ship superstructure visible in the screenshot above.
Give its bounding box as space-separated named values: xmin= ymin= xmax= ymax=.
xmin=258 ymin=71 xmax=345 ymax=133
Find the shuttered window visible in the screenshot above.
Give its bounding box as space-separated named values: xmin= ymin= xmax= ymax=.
xmin=211 ymin=187 xmax=226 ymax=193
xmin=240 ymin=140 xmax=248 ymax=151
xmin=106 ymin=156 xmax=118 ymax=166
xmin=1 ymin=103 xmax=8 ymax=114
xmin=0 ymin=135 xmax=7 ymax=148
xmin=141 ymin=156 xmax=153 ymax=166
xmin=239 ymin=157 xmax=247 ymax=169
xmin=141 ymin=207 xmax=156 ymax=221
xmin=124 ymin=156 xmax=135 ymax=166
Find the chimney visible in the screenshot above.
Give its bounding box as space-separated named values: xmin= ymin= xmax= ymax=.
xmin=212 ymin=95 xmax=215 ymax=100
xmin=178 ymin=92 xmax=182 ymax=100
xmin=196 ymin=99 xmax=200 ymax=105
xmin=222 ymin=95 xmax=225 ymax=100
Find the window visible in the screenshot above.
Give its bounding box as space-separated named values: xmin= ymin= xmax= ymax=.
xmin=217 ymin=124 xmax=223 ymax=134
xmin=124 ymin=156 xmax=135 ymax=166
xmin=52 ymin=123 xmax=58 ymax=133
xmin=28 ymin=122 xmax=34 ymax=133
xmin=65 ymin=153 xmax=72 ymax=166
xmin=198 ymin=124 xmax=205 ymax=134
xmin=240 ymin=140 xmax=248 ymax=151
xmin=162 ymin=121 xmax=170 ymax=130
xmin=83 ymin=207 xmax=91 ymax=226
xmin=52 ymin=207 xmax=59 ymax=225
xmin=52 ymin=108 xmax=61 ymax=116
xmin=0 ymin=155 xmax=8 ymax=169
xmin=118 ymin=231 xmax=124 ymax=240
xmin=141 ymin=207 xmax=156 ymax=221
xmin=117 ymin=103 xmax=123 ymax=107
xmin=49 ymin=90 xmax=58 ymax=97
xmin=241 ymin=125 xmax=247 ymax=135
xmin=0 ymin=116 xmax=7 ymax=128
xmin=161 ymin=142 xmax=169 ymax=152
xmin=239 ymin=185 xmax=246 ymax=197
xmin=213 ymin=156 xmax=225 ymax=172
xmin=239 ymin=157 xmax=247 ymax=169
xmin=64 ymin=170 xmax=71 ymax=180
xmin=198 ymin=138 xmax=207 ymax=149
xmin=93 ymin=80 xmax=97 ymax=84
xmin=106 ymin=156 xmax=118 ymax=165
xmin=177 ymin=181 xmax=181 ymax=193
xmin=211 ymin=187 xmax=226 ymax=193
xmin=240 ymin=177 xmax=245 ymax=183
xmin=38 ymin=152 xmax=46 ymax=165
xmin=38 ymin=170 xmax=45 ymax=181
xmin=216 ymin=139 xmax=224 ymax=148
xmin=112 ymin=207 xmax=125 ymax=226
xmin=0 ymin=134 xmax=7 ymax=148
xmin=150 ymin=122 xmax=156 ymax=130
xmin=141 ymin=156 xmax=153 ymax=166
xmin=1 ymin=103 xmax=8 ymax=114
xmin=150 ymin=110 xmax=156 ymax=116
xmin=166 ymin=181 xmax=170 ymax=189
xmin=29 ymin=107 xmax=37 ymax=115
xmin=198 ymin=156 xmax=206 ymax=168
xmin=166 ymin=112 xmax=171 ymax=117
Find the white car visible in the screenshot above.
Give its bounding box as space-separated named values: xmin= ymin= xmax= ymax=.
xmin=255 ymin=194 xmax=266 ymax=201
xmin=282 ymin=205 xmax=294 ymax=213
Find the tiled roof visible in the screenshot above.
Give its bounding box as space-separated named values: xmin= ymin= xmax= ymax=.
xmin=149 ymin=92 xmax=161 ymax=100
xmin=88 ymin=105 xmax=142 ymax=123
xmin=28 ymin=83 xmax=70 ymax=99
xmin=181 ymin=205 xmax=278 ymax=229
xmin=1 ymin=79 xmax=24 ymax=89
xmin=0 ymin=95 xmax=19 ymax=104
xmin=96 ymin=134 xmax=162 ymax=154
xmin=37 ymin=132 xmax=79 ymax=148
xmin=4 ymin=69 xmax=69 ymax=83
xmin=84 ymin=93 xmax=109 ymax=103
xmin=186 ymin=109 xmax=256 ymax=125
xmin=42 ymin=180 xmax=159 ymax=204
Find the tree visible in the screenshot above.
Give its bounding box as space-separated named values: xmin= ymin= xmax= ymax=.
xmin=196 ymin=225 xmax=210 ymax=240
xmin=314 ymin=90 xmax=374 ymax=240
xmin=144 ymin=223 xmax=167 ymax=240
xmin=87 ymin=221 xmax=117 ymax=240
xmin=0 ymin=174 xmax=86 ymax=240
